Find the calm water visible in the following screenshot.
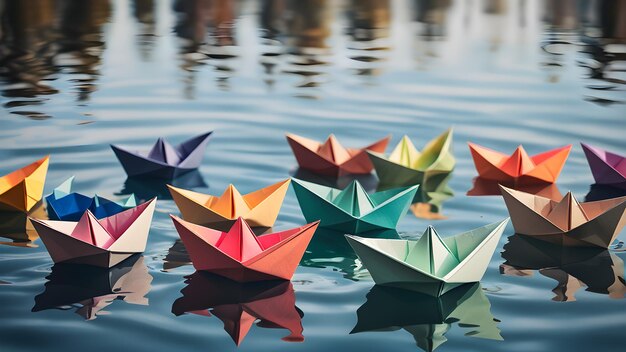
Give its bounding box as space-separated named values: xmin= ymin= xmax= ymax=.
xmin=1 ymin=0 xmax=625 ymax=351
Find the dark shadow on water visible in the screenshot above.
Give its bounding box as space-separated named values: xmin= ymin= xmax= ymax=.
xmin=351 ymin=283 xmax=502 ymax=352
xmin=291 ymin=168 xmax=379 ymax=192
xmin=467 ymin=177 xmax=563 ymax=200
xmin=32 ymin=255 xmax=152 ymax=320
xmin=300 ymin=227 xmax=399 ymax=281
xmin=117 ymin=170 xmax=208 ymax=201
xmin=172 ymin=271 xmax=304 ymax=346
xmin=585 ymin=183 xmax=626 ymax=202
xmin=0 ymin=202 xmax=47 ymax=247
xmin=500 ymin=234 xmax=626 ymax=301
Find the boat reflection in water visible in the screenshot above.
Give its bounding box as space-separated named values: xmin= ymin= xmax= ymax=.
xmin=300 ymin=227 xmax=399 ymax=281
xmin=0 ymin=202 xmax=47 ymax=247
xmin=351 ymin=283 xmax=502 ymax=352
xmin=117 ymin=170 xmax=208 ymax=201
xmin=501 ymin=234 xmax=626 ymax=301
xmin=32 ymin=255 xmax=153 ymax=320
xmin=467 ymin=177 xmax=563 ymax=200
xmin=172 ymin=271 xmax=304 ymax=346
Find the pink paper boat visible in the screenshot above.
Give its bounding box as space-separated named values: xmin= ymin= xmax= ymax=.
xmin=171 ymin=216 xmax=319 ymax=282
xmin=30 ymin=198 xmax=157 ymax=268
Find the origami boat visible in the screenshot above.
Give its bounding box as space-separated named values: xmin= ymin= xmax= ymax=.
xmin=581 ymin=143 xmax=626 ymax=190
xmin=0 ymin=201 xmax=46 ymax=246
xmin=468 ymin=143 xmax=571 ymax=184
xmin=501 ymin=234 xmax=626 ymax=301
xmin=30 ymin=198 xmax=157 ymax=268
xmin=171 ymin=216 xmax=319 ymax=282
xmin=286 ymin=133 xmax=390 ymax=177
xmin=499 ymin=185 xmax=626 ymax=248
xmin=291 ymin=178 xmax=418 ymax=234
xmin=32 ymin=255 xmax=152 ymax=320
xmin=0 ymin=156 xmax=49 ymax=212
xmin=46 ymin=176 xmax=137 ymax=221
xmin=368 ymin=129 xmax=455 ymax=187
xmin=168 ymin=179 xmax=290 ymax=230
xmin=172 ymin=271 xmax=303 ymax=345
xmin=351 ymin=283 xmax=501 ymax=351
xmin=345 ymin=219 xmax=509 ymax=296
xmin=111 ymin=131 xmax=212 ymax=179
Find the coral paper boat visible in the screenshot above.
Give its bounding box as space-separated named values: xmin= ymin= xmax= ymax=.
xmin=46 ymin=176 xmax=137 ymax=221
xmin=468 ymin=143 xmax=571 ymax=184
xmin=111 ymin=132 xmax=212 ymax=179
xmin=286 ymin=133 xmax=390 ymax=177
xmin=30 ymin=198 xmax=157 ymax=268
xmin=345 ymin=219 xmax=509 ymax=296
xmin=292 ymin=178 xmax=418 ymax=234
xmin=168 ymin=179 xmax=290 ymax=229
xmin=581 ymin=143 xmax=626 ymax=189
xmin=500 ymin=185 xmax=626 ymax=248
xmin=368 ymin=129 xmax=455 ymax=187
xmin=170 ymin=216 xmax=319 ymax=282
xmin=0 ymin=156 xmax=49 ymax=212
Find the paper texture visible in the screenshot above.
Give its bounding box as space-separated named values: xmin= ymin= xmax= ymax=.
xmin=368 ymin=129 xmax=454 ymax=188
xmin=31 ymin=198 xmax=157 ymax=268
xmin=500 ymin=185 xmax=626 ymax=248
xmin=468 ymin=143 xmax=571 ymax=184
xmin=168 ymin=179 xmax=290 ymax=230
xmin=111 ymin=132 xmax=212 ymax=179
xmin=172 ymin=271 xmax=303 ymax=345
xmin=0 ymin=156 xmax=49 ymax=212
xmin=171 ymin=216 xmax=319 ymax=282
xmin=46 ymin=176 xmax=137 ymax=221
xmin=345 ymin=219 xmax=509 ymax=296
xmin=286 ymin=133 xmax=389 ymax=177
xmin=581 ymin=143 xmax=626 ymax=190
xmin=292 ymin=178 xmax=418 ymax=234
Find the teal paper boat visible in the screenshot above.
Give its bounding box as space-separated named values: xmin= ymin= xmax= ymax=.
xmin=345 ymin=219 xmax=509 ymax=296
xmin=291 ymin=178 xmax=418 ymax=234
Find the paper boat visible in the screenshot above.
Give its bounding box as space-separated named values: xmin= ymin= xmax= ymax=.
xmin=368 ymin=129 xmax=455 ymax=188
xmin=345 ymin=219 xmax=509 ymax=296
xmin=30 ymin=198 xmax=157 ymax=268
xmin=292 ymin=178 xmax=418 ymax=234
xmin=111 ymin=132 xmax=212 ymax=179
xmin=46 ymin=176 xmax=137 ymax=221
xmin=171 ymin=216 xmax=319 ymax=282
xmin=286 ymin=133 xmax=390 ymax=177
xmin=32 ymin=255 xmax=152 ymax=320
xmin=468 ymin=143 xmax=571 ymax=184
xmin=0 ymin=156 xmax=49 ymax=212
xmin=501 ymin=234 xmax=626 ymax=301
xmin=0 ymin=202 xmax=47 ymax=247
xmin=168 ymin=179 xmax=290 ymax=230
xmin=172 ymin=271 xmax=304 ymax=345
xmin=581 ymin=143 xmax=626 ymax=190
xmin=499 ymin=185 xmax=626 ymax=248
xmin=351 ymin=283 xmax=502 ymax=351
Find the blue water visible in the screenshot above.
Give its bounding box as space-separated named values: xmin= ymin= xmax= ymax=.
xmin=1 ymin=1 xmax=625 ymax=351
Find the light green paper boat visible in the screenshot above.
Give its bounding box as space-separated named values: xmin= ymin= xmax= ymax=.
xmin=368 ymin=129 xmax=455 ymax=188
xmin=291 ymin=178 xmax=418 ymax=234
xmin=345 ymin=219 xmax=509 ymax=296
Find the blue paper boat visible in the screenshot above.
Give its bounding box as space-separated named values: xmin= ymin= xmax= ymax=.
xmin=45 ymin=177 xmax=137 ymax=221
xmin=111 ymin=132 xmax=213 ymax=179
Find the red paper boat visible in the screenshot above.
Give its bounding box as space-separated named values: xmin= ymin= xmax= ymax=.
xmin=286 ymin=133 xmax=390 ymax=177
xmin=468 ymin=143 xmax=571 ymax=184
xmin=171 ymin=216 xmax=319 ymax=282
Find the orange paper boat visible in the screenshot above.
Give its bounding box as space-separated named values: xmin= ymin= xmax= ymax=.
xmin=168 ymin=179 xmax=290 ymax=230
xmin=0 ymin=156 xmax=50 ymax=212
xmin=286 ymin=133 xmax=390 ymax=177
xmin=500 ymin=185 xmax=626 ymax=248
xmin=468 ymin=143 xmax=571 ymax=184
xmin=171 ymin=216 xmax=319 ymax=282
xmin=30 ymin=198 xmax=157 ymax=268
